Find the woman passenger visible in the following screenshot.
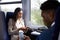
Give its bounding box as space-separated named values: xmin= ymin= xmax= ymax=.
xmin=8 ymin=7 xmax=30 ymax=40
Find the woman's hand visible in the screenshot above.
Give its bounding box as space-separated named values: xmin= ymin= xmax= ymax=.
xmin=18 ymin=27 xmax=27 ymax=31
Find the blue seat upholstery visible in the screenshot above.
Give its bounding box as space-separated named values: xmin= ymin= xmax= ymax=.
xmin=0 ymin=11 xmax=8 ymax=40
xmin=6 ymin=12 xmax=14 ymax=23
xmin=6 ymin=12 xmax=14 ymax=40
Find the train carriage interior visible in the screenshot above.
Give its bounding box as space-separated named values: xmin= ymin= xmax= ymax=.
xmin=0 ymin=0 xmax=60 ymax=40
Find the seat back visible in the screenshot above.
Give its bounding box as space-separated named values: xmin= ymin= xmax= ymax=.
xmin=0 ymin=11 xmax=8 ymax=40
xmin=6 ymin=12 xmax=14 ymax=23
xmin=6 ymin=12 xmax=14 ymax=40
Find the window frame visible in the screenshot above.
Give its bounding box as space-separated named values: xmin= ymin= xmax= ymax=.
xmin=0 ymin=1 xmax=22 ymax=5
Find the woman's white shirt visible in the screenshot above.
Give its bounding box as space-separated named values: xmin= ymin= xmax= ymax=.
xmin=15 ymin=18 xmax=25 ymax=29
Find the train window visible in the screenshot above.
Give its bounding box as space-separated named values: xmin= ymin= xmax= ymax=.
xmin=58 ymin=0 xmax=60 ymax=2
xmin=0 ymin=4 xmax=22 ymax=16
xmin=0 ymin=0 xmax=22 ymax=16
xmin=31 ymin=0 xmax=47 ymax=26
xmin=1 ymin=4 xmax=22 ymax=12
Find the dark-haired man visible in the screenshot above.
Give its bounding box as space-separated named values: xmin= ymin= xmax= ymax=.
xmin=36 ymin=1 xmax=60 ymax=40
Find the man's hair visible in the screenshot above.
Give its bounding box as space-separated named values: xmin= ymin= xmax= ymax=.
xmin=40 ymin=1 xmax=60 ymax=10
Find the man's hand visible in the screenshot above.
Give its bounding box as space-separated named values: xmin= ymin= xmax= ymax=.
xmin=24 ymin=35 xmax=31 ymax=40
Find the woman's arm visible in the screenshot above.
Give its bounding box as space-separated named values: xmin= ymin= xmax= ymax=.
xmin=8 ymin=19 xmax=27 ymax=35
xmin=8 ymin=19 xmax=19 ymax=35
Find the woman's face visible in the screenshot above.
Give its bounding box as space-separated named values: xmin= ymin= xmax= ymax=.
xmin=17 ymin=11 xmax=23 ymax=18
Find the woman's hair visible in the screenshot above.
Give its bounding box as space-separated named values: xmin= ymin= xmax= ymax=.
xmin=12 ymin=7 xmax=22 ymax=21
